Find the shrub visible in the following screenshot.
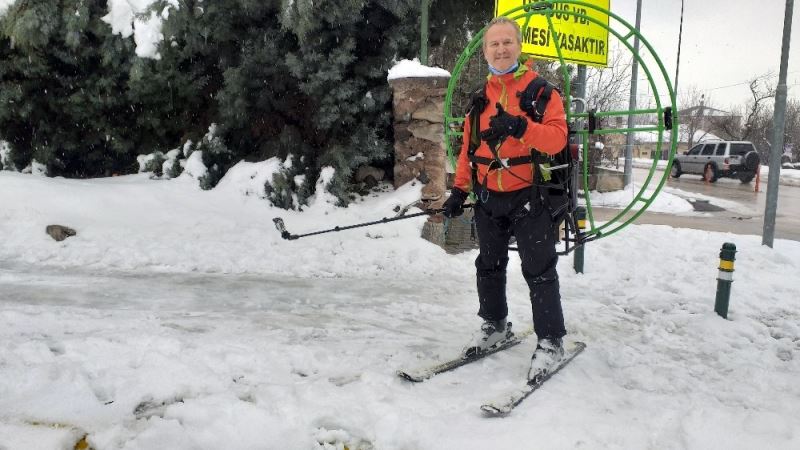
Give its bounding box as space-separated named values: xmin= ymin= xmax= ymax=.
xmin=143 ymin=152 xmax=167 ymax=177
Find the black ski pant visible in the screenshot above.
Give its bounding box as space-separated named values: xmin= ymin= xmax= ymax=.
xmin=473 ymin=186 xmax=566 ymax=340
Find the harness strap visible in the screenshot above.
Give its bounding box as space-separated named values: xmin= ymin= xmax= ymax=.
xmin=469 ymin=154 xmax=533 ymax=168
xmin=519 ymin=77 xmax=554 ymax=123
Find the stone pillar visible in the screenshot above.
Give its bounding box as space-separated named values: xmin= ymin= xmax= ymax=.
xmin=388 ymin=75 xmax=450 ymax=203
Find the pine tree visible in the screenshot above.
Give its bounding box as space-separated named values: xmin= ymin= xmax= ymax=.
xmin=0 ymin=0 xmax=148 ymax=176
xmin=0 ymin=0 xmax=426 ymax=208
xmin=428 ymin=0 xmax=493 ymax=72
xmin=129 ymin=0 xmax=244 ymax=156
xmin=212 ymin=1 xmax=299 ymax=176
xmin=210 ymin=0 xmax=422 ymax=206
xmin=276 ymin=0 xmax=421 ymax=205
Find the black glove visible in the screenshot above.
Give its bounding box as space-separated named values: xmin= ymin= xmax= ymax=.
xmin=442 ymin=188 xmax=468 ymax=218
xmin=487 ymin=103 xmax=528 ymax=140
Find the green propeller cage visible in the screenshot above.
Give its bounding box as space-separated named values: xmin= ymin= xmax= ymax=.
xmin=443 ymin=0 xmax=679 ymax=243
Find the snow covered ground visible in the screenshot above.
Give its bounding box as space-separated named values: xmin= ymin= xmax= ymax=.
xmin=1 ymin=168 xmax=799 ymax=450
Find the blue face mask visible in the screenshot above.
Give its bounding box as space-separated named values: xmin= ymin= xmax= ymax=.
xmin=488 ymin=61 xmax=519 ymax=76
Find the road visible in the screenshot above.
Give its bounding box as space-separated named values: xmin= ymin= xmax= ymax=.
xmin=591 ymin=167 xmax=800 ymax=242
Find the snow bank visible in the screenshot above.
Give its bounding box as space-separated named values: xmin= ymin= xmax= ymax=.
xmin=213 ymin=158 xmax=283 ymax=198
xmin=0 ymin=171 xmax=436 ymax=278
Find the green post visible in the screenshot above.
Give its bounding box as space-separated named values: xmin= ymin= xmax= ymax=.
xmin=714 ymin=242 xmax=737 ymax=319
xmin=573 ymin=206 xmax=587 ymax=273
xmin=420 ymin=0 xmax=430 ymax=65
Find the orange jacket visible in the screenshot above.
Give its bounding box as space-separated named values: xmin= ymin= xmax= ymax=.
xmin=454 ymin=63 xmax=568 ymax=193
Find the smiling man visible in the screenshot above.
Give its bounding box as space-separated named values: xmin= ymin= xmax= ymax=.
xmin=442 ymin=17 xmax=570 ymax=384
xmin=484 ymin=17 xmax=522 ymax=73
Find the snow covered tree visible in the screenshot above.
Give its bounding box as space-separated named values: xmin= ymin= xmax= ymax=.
xmin=155 ymin=0 xmax=423 ymax=205
xmin=129 ymin=0 xmax=241 ymax=159
xmin=212 ymin=0 xmax=302 ymax=192
xmin=274 ymin=0 xmax=421 ymax=205
xmin=0 ymin=0 xmax=147 ymax=176
xmin=0 ymin=0 xmax=426 ymax=207
xmin=195 ymin=124 xmax=233 ymax=190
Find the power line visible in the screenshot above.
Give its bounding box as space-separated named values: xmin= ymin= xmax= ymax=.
xmin=705 ymin=71 xmax=800 ymax=92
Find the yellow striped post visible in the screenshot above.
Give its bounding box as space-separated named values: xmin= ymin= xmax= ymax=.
xmin=573 ymin=206 xmax=587 ymax=273
xmin=714 ymin=243 xmax=736 ymax=318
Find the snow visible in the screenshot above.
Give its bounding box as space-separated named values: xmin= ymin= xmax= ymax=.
xmin=19 ymin=159 xmax=47 ymax=176
xmin=1 ymin=169 xmax=799 ymax=450
xmin=585 ymin=182 xmax=696 ymax=214
xmin=778 ymin=167 xmax=800 ymax=186
xmin=0 ymin=140 xmax=10 ymax=167
xmin=102 ymin=0 xmax=178 ymax=59
xmin=387 ymin=58 xmax=451 ymax=81
xmin=182 ymin=151 xmax=207 ymax=180
xmin=131 ymin=10 xmax=165 ymax=60
xmin=214 ymin=159 xmax=282 ymax=198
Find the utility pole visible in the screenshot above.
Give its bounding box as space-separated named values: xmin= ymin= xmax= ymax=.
xmin=623 ymin=0 xmax=642 ymax=187
xmin=762 ymin=0 xmax=794 ymax=247
xmin=674 ymin=0 xmax=685 ymax=96
xmin=420 ymin=0 xmax=430 ymax=65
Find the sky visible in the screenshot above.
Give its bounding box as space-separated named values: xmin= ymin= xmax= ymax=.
xmin=1 ymin=147 xmax=800 ymax=448
xmin=612 ymin=0 xmax=799 ymax=109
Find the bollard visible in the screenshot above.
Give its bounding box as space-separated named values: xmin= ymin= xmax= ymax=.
xmin=573 ymin=206 xmax=587 ymax=274
xmin=755 ymin=165 xmax=761 ymax=193
xmin=714 ymin=242 xmax=736 ymax=319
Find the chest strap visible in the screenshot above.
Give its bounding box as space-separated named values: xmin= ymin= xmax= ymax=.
xmin=469 ymin=154 xmax=533 ymax=169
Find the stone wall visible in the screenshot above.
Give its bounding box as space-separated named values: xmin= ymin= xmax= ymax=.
xmin=388 ymin=75 xmax=450 ymax=204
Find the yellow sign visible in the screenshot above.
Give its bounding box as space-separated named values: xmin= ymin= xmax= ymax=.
xmin=494 ymin=0 xmax=610 ymax=67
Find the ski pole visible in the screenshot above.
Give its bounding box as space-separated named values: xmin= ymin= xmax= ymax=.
xmin=273 ymin=205 xmax=473 ymax=241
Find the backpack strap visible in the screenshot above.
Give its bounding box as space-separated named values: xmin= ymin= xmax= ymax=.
xmin=467 ymin=85 xmax=488 ymax=154
xmin=466 ymin=84 xmax=489 ymax=190
xmin=470 ymin=155 xmax=533 ymax=167
xmin=519 ymin=76 xmax=556 ymax=124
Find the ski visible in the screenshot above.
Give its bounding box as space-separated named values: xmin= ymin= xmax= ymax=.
xmin=397 ymin=327 xmax=534 ymax=382
xmin=480 ymin=341 xmax=586 ymax=416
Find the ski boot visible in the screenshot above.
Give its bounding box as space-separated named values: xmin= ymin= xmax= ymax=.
xmin=527 ymin=337 xmax=565 ymax=384
xmin=464 ymin=318 xmax=514 ymax=358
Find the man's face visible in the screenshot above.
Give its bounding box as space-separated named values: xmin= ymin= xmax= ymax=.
xmin=483 ymin=23 xmax=521 ymax=72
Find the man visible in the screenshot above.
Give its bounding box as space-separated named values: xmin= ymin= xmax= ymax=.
xmin=442 ymin=17 xmax=569 ymax=381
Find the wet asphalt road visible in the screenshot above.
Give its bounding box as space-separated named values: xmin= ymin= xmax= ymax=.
xmin=592 ymin=167 xmax=800 ymax=242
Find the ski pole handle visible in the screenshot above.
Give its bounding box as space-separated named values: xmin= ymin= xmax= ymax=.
xmin=272 ymin=218 xmax=297 ymax=240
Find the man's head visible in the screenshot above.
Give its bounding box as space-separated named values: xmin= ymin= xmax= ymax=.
xmin=482 ymin=17 xmax=522 ymax=72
